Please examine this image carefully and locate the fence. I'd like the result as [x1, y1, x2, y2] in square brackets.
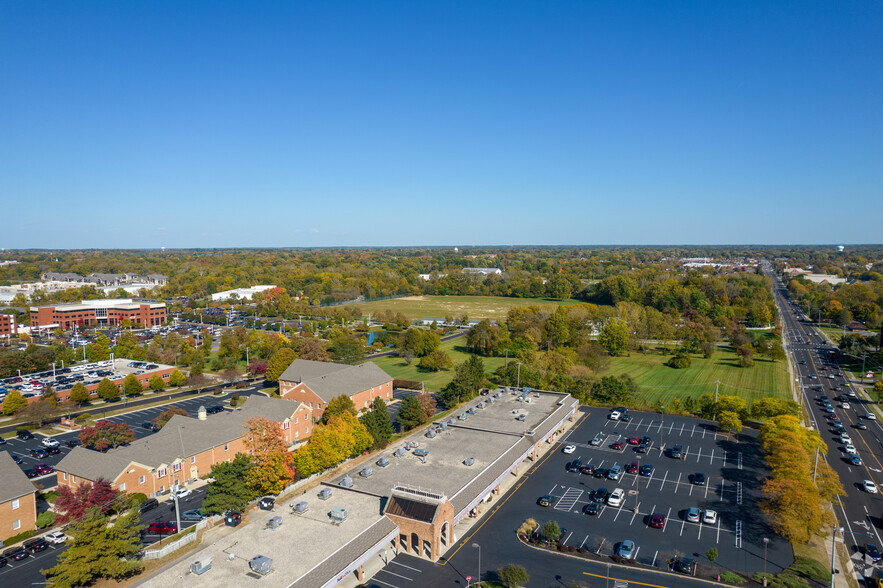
[141, 518, 210, 560]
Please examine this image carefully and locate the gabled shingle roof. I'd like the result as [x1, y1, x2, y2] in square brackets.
[0, 451, 36, 502]
[56, 395, 304, 482]
[279, 359, 393, 403]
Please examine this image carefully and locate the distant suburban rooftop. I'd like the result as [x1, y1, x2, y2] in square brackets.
[279, 359, 392, 403]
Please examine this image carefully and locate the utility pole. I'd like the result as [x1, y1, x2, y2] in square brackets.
[712, 380, 720, 421]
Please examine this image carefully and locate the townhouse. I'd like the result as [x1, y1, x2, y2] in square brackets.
[278, 359, 393, 419]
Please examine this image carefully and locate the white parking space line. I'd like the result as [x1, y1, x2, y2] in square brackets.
[688, 482, 694, 496]
[695, 448, 702, 462]
[659, 471, 668, 491]
[679, 424, 684, 435]
[716, 518, 721, 543]
[697, 520, 703, 540]
[679, 514, 687, 536]
[564, 531, 573, 544]
[673, 473, 681, 493]
[633, 546, 640, 560]
[371, 577, 402, 587]
[690, 424, 696, 437]
[377, 569, 412, 581]
[709, 448, 714, 464]
[630, 502, 640, 525]
[580, 535, 589, 548]
[704, 481, 710, 499]
[613, 505, 625, 522]
[664, 506, 672, 531]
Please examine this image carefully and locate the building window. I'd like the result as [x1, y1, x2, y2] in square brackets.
[13, 520, 20, 531]
[224, 444, 229, 451]
[11, 499, 19, 510]
[120, 483, 127, 491]
[72, 475, 76, 483]
[294, 417, 298, 424]
[62, 472, 67, 480]
[140, 475, 145, 484]
[191, 456, 196, 464]
[295, 431, 299, 439]
[157, 468, 167, 478]
[173, 463, 182, 473]
[283, 422, 289, 430]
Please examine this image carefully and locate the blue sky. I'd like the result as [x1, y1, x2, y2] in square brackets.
[2, 1, 881, 248]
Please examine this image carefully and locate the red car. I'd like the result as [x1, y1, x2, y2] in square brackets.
[627, 437, 641, 445]
[649, 513, 666, 529]
[148, 521, 178, 534]
[33, 463, 54, 475]
[626, 462, 639, 474]
[611, 441, 625, 450]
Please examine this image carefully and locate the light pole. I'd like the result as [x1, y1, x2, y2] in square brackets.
[472, 542, 480, 587]
[830, 525, 843, 587]
[763, 537, 769, 581]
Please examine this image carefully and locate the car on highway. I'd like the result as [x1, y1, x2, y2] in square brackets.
[844, 444, 857, 454]
[45, 531, 68, 544]
[703, 509, 718, 524]
[616, 539, 636, 559]
[538, 494, 554, 507]
[649, 513, 665, 529]
[850, 455, 863, 466]
[865, 544, 882, 563]
[563, 444, 576, 454]
[583, 501, 601, 515]
[865, 412, 877, 420]
[607, 488, 625, 507]
[863, 480, 879, 494]
[841, 402, 850, 409]
[685, 507, 701, 523]
[147, 521, 178, 534]
[839, 433, 852, 444]
[640, 464, 653, 476]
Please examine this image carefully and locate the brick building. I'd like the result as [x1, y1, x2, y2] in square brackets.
[0, 451, 37, 542]
[278, 359, 393, 418]
[29, 299, 166, 330]
[55, 395, 312, 496]
[0, 313, 17, 338]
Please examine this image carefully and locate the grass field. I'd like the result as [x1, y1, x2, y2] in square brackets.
[604, 346, 791, 408]
[371, 336, 507, 392]
[351, 295, 578, 321]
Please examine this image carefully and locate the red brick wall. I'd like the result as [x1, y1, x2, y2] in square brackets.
[279, 380, 393, 419]
[0, 314, 16, 337]
[0, 494, 36, 542]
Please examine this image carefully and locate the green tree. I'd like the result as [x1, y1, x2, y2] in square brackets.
[417, 350, 453, 371]
[590, 376, 635, 405]
[329, 332, 365, 364]
[665, 352, 692, 369]
[42, 506, 143, 588]
[498, 564, 530, 588]
[96, 378, 120, 402]
[123, 374, 143, 397]
[68, 382, 91, 405]
[360, 396, 393, 448]
[467, 320, 503, 356]
[168, 369, 185, 387]
[2, 389, 28, 415]
[542, 520, 562, 541]
[148, 374, 166, 392]
[322, 394, 357, 424]
[717, 411, 742, 434]
[437, 355, 485, 408]
[265, 348, 297, 382]
[599, 318, 630, 356]
[202, 453, 255, 514]
[396, 395, 427, 431]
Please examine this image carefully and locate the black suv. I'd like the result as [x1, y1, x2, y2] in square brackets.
[2, 546, 27, 561]
[23, 537, 48, 554]
[139, 498, 159, 513]
[30, 448, 49, 459]
[16, 430, 34, 440]
[141, 421, 159, 431]
[206, 406, 225, 415]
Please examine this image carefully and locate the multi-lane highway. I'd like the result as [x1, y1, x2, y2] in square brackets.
[768, 265, 883, 583]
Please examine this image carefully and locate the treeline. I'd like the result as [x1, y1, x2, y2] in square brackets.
[788, 277, 883, 330]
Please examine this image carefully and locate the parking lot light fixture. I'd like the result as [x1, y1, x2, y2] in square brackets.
[763, 537, 769, 578]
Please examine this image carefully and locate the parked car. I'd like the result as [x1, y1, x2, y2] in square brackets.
[703, 509, 718, 525]
[2, 546, 28, 561]
[691, 472, 706, 485]
[593, 487, 609, 502]
[607, 488, 625, 507]
[181, 509, 207, 522]
[590, 434, 604, 446]
[139, 498, 159, 513]
[141, 421, 159, 431]
[44, 531, 68, 544]
[65, 438, 81, 448]
[41, 437, 60, 448]
[609, 410, 622, 421]
[23, 537, 48, 553]
[563, 444, 576, 454]
[866, 544, 882, 563]
[627, 436, 640, 445]
[616, 539, 636, 559]
[593, 467, 610, 479]
[566, 458, 582, 473]
[29, 448, 49, 459]
[611, 441, 624, 450]
[649, 513, 665, 529]
[33, 463, 54, 475]
[640, 464, 654, 476]
[10, 454, 22, 464]
[0, 437, 6, 446]
[16, 430, 34, 440]
[147, 521, 178, 534]
[607, 465, 622, 480]
[175, 488, 192, 500]
[670, 445, 683, 459]
[206, 405, 225, 415]
[671, 556, 697, 575]
[583, 501, 601, 516]
[626, 462, 638, 474]
[538, 495, 554, 507]
[685, 507, 701, 523]
[579, 464, 595, 476]
[24, 469, 38, 479]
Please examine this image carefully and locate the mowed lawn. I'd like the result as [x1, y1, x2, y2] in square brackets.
[371, 337, 506, 392]
[352, 295, 578, 321]
[605, 346, 791, 408]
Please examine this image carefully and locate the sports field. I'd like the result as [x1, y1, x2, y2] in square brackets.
[605, 346, 791, 408]
[371, 336, 506, 392]
[352, 295, 578, 321]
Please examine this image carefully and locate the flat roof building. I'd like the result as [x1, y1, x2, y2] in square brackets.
[210, 285, 277, 302]
[30, 299, 166, 329]
[0, 313, 16, 338]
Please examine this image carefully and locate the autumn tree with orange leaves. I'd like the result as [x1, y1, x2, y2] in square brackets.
[243, 417, 295, 496]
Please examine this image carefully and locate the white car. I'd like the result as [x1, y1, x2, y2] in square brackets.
[863, 480, 879, 494]
[839, 434, 852, 445]
[41, 437, 60, 448]
[45, 531, 68, 544]
[609, 410, 622, 421]
[175, 488, 193, 499]
[844, 444, 857, 455]
[841, 403, 850, 409]
[607, 488, 625, 507]
[702, 509, 718, 525]
[563, 444, 576, 454]
[866, 412, 877, 420]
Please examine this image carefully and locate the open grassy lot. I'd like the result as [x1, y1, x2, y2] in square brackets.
[351, 295, 578, 321]
[604, 346, 791, 408]
[371, 337, 506, 392]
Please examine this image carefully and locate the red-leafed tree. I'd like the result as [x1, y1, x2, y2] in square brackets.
[54, 478, 121, 524]
[79, 420, 135, 452]
[247, 360, 268, 377]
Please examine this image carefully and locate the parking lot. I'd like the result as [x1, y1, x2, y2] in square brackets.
[529, 408, 793, 575]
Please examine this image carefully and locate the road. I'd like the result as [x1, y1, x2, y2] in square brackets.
[765, 261, 883, 584]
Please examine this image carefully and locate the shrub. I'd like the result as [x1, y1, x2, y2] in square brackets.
[129, 493, 148, 505]
[706, 547, 718, 562]
[3, 529, 36, 545]
[666, 352, 692, 369]
[720, 571, 747, 584]
[40, 490, 60, 503]
[36, 511, 57, 528]
[76, 413, 92, 423]
[516, 518, 538, 536]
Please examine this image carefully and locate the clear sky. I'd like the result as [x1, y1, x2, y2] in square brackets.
[2, 1, 881, 248]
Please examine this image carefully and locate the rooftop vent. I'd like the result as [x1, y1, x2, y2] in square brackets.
[318, 488, 332, 500]
[440, 422, 448, 431]
[248, 555, 273, 575]
[477, 401, 486, 409]
[489, 397, 495, 404]
[464, 457, 475, 466]
[292, 501, 309, 514]
[360, 466, 374, 477]
[393, 447, 406, 458]
[339, 476, 354, 488]
[267, 515, 283, 530]
[516, 414, 526, 421]
[467, 407, 476, 414]
[535, 392, 541, 398]
[426, 429, 437, 438]
[413, 448, 429, 457]
[458, 412, 468, 421]
[448, 418, 457, 426]
[495, 391, 502, 398]
[376, 456, 390, 467]
[329, 507, 348, 524]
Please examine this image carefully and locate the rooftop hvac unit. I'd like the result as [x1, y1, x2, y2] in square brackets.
[292, 501, 309, 514]
[339, 476, 354, 488]
[464, 457, 475, 466]
[360, 466, 374, 477]
[248, 555, 272, 575]
[477, 402, 486, 409]
[458, 412, 468, 421]
[329, 507, 348, 523]
[393, 447, 406, 457]
[413, 448, 429, 457]
[495, 391, 502, 398]
[318, 487, 332, 500]
[489, 397, 495, 404]
[535, 392, 541, 398]
[440, 422, 448, 431]
[190, 558, 212, 575]
[448, 418, 457, 426]
[267, 516, 283, 530]
[426, 429, 437, 438]
[467, 407, 476, 414]
[376, 456, 390, 467]
[516, 414, 526, 421]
